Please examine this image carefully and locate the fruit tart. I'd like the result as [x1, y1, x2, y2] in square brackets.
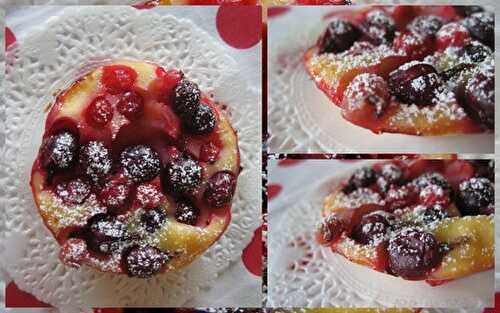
[31, 60, 240, 278]
[316, 159, 494, 285]
[305, 6, 494, 135]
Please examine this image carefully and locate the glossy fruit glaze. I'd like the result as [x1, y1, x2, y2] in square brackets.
[305, 6, 494, 135]
[31, 60, 240, 278]
[316, 159, 494, 285]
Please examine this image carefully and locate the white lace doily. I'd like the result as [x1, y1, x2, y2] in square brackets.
[267, 162, 493, 309]
[1, 6, 261, 310]
[267, 7, 495, 154]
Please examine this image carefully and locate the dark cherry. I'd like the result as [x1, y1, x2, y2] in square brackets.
[316, 214, 345, 245]
[364, 10, 396, 44]
[388, 63, 442, 106]
[123, 245, 168, 278]
[175, 200, 200, 225]
[174, 79, 201, 117]
[377, 163, 403, 193]
[86, 96, 113, 126]
[408, 15, 444, 37]
[454, 6, 484, 17]
[162, 156, 202, 195]
[457, 42, 492, 63]
[343, 167, 377, 193]
[456, 177, 494, 216]
[98, 176, 131, 211]
[117, 91, 145, 119]
[471, 160, 494, 181]
[120, 145, 161, 182]
[183, 103, 216, 135]
[54, 178, 91, 205]
[412, 172, 451, 193]
[79, 141, 112, 183]
[204, 171, 237, 208]
[317, 19, 362, 54]
[85, 214, 127, 255]
[385, 184, 419, 211]
[352, 213, 391, 245]
[387, 228, 442, 279]
[141, 208, 167, 233]
[462, 68, 494, 130]
[41, 131, 78, 171]
[463, 12, 494, 49]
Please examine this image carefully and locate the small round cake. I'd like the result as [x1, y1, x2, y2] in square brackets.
[31, 60, 240, 278]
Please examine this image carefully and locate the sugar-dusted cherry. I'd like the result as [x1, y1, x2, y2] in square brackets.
[183, 103, 216, 135]
[204, 171, 237, 208]
[120, 145, 161, 183]
[387, 228, 442, 279]
[388, 63, 442, 106]
[456, 177, 494, 216]
[317, 19, 362, 54]
[41, 131, 78, 171]
[174, 79, 201, 117]
[86, 96, 113, 126]
[79, 141, 112, 183]
[162, 156, 202, 195]
[352, 212, 393, 245]
[117, 91, 145, 120]
[101, 64, 138, 94]
[364, 10, 396, 45]
[462, 12, 494, 48]
[141, 207, 167, 233]
[175, 200, 200, 225]
[123, 245, 168, 278]
[85, 214, 127, 255]
[55, 178, 91, 205]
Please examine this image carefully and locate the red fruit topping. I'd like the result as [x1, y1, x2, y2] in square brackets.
[393, 31, 434, 60]
[162, 157, 202, 195]
[85, 214, 127, 255]
[391, 6, 417, 26]
[41, 131, 78, 171]
[79, 141, 112, 183]
[316, 214, 345, 246]
[117, 91, 145, 119]
[352, 212, 393, 245]
[101, 65, 138, 94]
[59, 238, 89, 269]
[140, 207, 167, 233]
[343, 166, 377, 193]
[388, 62, 442, 106]
[419, 184, 450, 206]
[54, 178, 91, 205]
[412, 172, 451, 193]
[204, 171, 237, 208]
[376, 163, 404, 193]
[175, 200, 200, 225]
[436, 22, 470, 51]
[415, 204, 449, 224]
[135, 183, 163, 209]
[86, 96, 113, 126]
[98, 176, 132, 211]
[457, 42, 491, 63]
[387, 228, 441, 280]
[152, 67, 184, 104]
[120, 145, 161, 183]
[385, 184, 418, 211]
[199, 142, 220, 163]
[317, 19, 362, 54]
[123, 245, 168, 278]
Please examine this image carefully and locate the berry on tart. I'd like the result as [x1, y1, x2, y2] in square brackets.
[31, 61, 240, 277]
[317, 159, 494, 285]
[304, 6, 494, 135]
